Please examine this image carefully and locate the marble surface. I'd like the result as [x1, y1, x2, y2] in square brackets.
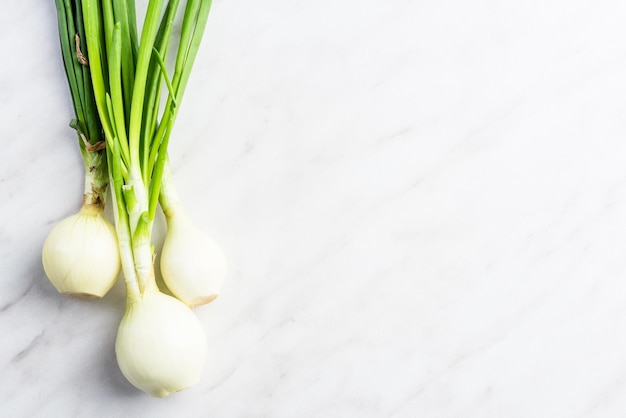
[3, 0, 626, 416]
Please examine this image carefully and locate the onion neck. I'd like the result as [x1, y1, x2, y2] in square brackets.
[81, 149, 109, 212]
[159, 159, 184, 221]
[125, 267, 159, 307]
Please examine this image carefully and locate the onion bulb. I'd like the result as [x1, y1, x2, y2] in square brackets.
[160, 209, 227, 307]
[115, 289, 207, 397]
[42, 207, 121, 298]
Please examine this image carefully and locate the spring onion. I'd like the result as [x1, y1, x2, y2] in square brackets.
[160, 163, 227, 307]
[80, 0, 216, 396]
[45, 0, 121, 299]
[116, 285, 207, 397]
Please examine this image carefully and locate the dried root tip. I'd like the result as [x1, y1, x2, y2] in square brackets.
[75, 33, 88, 66]
[79, 130, 106, 152]
[189, 294, 218, 308]
[62, 291, 100, 300]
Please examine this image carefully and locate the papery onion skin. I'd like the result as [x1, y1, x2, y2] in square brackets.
[115, 290, 208, 397]
[42, 208, 121, 298]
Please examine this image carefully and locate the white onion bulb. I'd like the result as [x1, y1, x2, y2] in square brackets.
[160, 211, 227, 307]
[115, 290, 207, 397]
[42, 208, 120, 298]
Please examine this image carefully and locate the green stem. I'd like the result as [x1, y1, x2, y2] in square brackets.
[112, 0, 136, 123]
[128, 0, 165, 170]
[55, 0, 77, 111]
[81, 0, 116, 150]
[141, 0, 180, 184]
[108, 23, 129, 153]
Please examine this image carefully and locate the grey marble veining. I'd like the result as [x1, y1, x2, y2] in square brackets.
[3, 0, 626, 416]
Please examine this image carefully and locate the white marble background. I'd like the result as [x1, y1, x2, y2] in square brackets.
[2, 0, 626, 416]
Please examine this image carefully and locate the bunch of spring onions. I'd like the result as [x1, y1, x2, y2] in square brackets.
[44, 0, 227, 397]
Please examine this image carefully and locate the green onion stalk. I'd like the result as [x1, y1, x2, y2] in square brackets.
[80, 0, 217, 396]
[43, 0, 121, 299]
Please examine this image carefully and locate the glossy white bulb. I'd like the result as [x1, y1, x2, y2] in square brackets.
[115, 290, 207, 397]
[42, 209, 120, 298]
[160, 212, 227, 307]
